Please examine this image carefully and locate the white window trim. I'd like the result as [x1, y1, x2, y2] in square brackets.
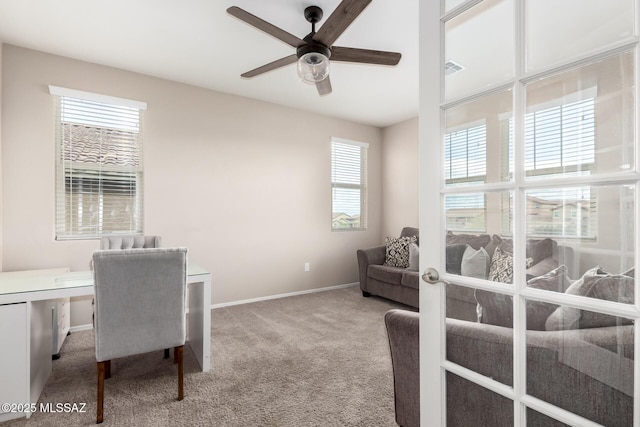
[331, 137, 368, 231]
[48, 86, 147, 111]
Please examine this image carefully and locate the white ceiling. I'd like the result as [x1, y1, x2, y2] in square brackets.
[0, 0, 419, 128]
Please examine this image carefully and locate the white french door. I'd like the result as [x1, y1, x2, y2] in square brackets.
[419, 0, 639, 425]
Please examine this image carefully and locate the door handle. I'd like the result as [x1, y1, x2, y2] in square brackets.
[421, 267, 450, 285]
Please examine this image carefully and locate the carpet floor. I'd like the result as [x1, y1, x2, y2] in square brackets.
[4, 286, 410, 426]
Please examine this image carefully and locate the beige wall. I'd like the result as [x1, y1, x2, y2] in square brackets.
[1, 44, 384, 326]
[0, 42, 3, 271]
[381, 117, 419, 239]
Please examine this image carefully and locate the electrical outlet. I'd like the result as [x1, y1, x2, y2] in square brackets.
[304, 262, 310, 272]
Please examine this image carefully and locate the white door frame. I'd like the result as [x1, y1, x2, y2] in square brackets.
[418, 0, 640, 426]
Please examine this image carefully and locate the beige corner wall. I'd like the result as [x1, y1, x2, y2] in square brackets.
[1, 44, 383, 326]
[381, 117, 419, 239]
[0, 42, 3, 271]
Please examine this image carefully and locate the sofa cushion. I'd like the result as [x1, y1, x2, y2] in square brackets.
[526, 256, 559, 280]
[475, 265, 571, 330]
[446, 244, 468, 275]
[368, 264, 403, 285]
[461, 245, 490, 279]
[525, 265, 572, 330]
[446, 232, 491, 250]
[527, 238, 557, 266]
[408, 243, 419, 272]
[384, 236, 418, 268]
[483, 235, 556, 267]
[546, 267, 634, 330]
[401, 271, 420, 290]
[400, 227, 419, 245]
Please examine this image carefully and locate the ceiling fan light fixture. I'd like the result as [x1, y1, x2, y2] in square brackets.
[297, 52, 330, 84]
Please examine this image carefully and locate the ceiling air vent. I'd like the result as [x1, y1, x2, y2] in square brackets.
[444, 60, 465, 76]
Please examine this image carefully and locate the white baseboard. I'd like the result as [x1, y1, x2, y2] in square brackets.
[69, 282, 359, 331]
[211, 282, 359, 309]
[69, 324, 93, 333]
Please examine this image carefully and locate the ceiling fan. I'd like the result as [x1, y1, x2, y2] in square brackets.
[227, 0, 402, 96]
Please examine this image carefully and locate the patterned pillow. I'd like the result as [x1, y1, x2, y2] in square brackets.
[488, 247, 513, 283]
[384, 236, 418, 268]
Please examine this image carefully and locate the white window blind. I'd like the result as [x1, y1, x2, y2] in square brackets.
[51, 86, 146, 239]
[331, 138, 368, 230]
[444, 123, 487, 232]
[445, 123, 487, 181]
[502, 94, 597, 238]
[525, 97, 595, 174]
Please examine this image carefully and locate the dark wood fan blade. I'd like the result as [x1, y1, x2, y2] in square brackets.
[316, 77, 332, 96]
[312, 0, 372, 47]
[241, 54, 298, 78]
[331, 46, 401, 65]
[227, 6, 304, 48]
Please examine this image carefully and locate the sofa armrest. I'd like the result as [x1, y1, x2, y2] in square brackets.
[446, 319, 634, 426]
[385, 309, 420, 427]
[356, 245, 386, 291]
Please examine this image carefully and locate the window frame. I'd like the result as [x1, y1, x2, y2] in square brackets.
[50, 86, 146, 240]
[444, 120, 488, 233]
[331, 137, 368, 231]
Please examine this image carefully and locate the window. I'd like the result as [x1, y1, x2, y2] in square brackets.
[502, 91, 597, 238]
[331, 138, 368, 230]
[444, 122, 487, 232]
[50, 86, 146, 239]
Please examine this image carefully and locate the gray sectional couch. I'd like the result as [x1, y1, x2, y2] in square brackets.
[381, 231, 634, 426]
[385, 309, 634, 427]
[357, 229, 574, 319]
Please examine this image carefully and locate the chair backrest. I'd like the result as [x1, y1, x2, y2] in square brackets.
[100, 235, 162, 250]
[92, 248, 187, 362]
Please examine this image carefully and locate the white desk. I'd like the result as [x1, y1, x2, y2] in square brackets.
[0, 263, 211, 422]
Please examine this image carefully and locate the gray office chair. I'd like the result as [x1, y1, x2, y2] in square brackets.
[95, 235, 173, 359]
[100, 235, 162, 250]
[92, 247, 187, 424]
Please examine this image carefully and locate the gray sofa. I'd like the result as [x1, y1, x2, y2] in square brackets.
[357, 227, 420, 309]
[385, 309, 634, 427]
[357, 229, 574, 319]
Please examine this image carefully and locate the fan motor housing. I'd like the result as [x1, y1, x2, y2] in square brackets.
[297, 42, 331, 60]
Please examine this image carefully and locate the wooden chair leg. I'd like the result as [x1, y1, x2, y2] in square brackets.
[164, 348, 170, 359]
[176, 345, 184, 401]
[105, 360, 111, 379]
[97, 361, 106, 424]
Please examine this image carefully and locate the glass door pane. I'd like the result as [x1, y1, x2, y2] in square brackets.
[444, 0, 514, 101]
[422, 0, 638, 424]
[526, 0, 634, 72]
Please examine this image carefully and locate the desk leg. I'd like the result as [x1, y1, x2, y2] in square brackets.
[187, 278, 211, 372]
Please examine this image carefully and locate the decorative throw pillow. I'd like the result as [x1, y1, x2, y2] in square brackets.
[460, 245, 490, 280]
[383, 236, 418, 268]
[475, 264, 571, 330]
[408, 242, 419, 272]
[545, 266, 635, 330]
[446, 244, 468, 275]
[487, 247, 513, 283]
